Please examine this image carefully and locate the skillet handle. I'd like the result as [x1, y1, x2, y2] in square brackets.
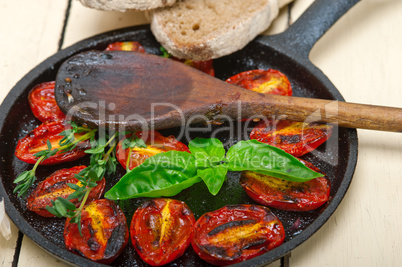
[263, 0, 360, 58]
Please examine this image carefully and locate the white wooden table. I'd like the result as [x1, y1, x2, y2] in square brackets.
[1, 0, 401, 266]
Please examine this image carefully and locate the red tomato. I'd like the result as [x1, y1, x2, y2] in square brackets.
[28, 81, 66, 123]
[104, 41, 146, 53]
[250, 120, 333, 157]
[15, 121, 89, 165]
[172, 56, 215, 76]
[191, 204, 285, 266]
[26, 166, 105, 217]
[116, 131, 190, 170]
[227, 69, 332, 156]
[226, 69, 292, 96]
[240, 158, 331, 211]
[131, 198, 195, 266]
[64, 199, 129, 264]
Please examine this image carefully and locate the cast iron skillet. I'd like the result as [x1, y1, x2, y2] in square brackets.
[0, 0, 359, 266]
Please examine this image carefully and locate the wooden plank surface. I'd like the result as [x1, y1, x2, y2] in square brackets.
[0, 0, 67, 100]
[0, 207, 18, 267]
[0, 0, 401, 266]
[290, 0, 402, 266]
[0, 1, 68, 266]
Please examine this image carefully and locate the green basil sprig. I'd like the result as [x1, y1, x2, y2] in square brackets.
[105, 138, 323, 200]
[226, 140, 322, 182]
[189, 138, 228, 195]
[105, 151, 201, 200]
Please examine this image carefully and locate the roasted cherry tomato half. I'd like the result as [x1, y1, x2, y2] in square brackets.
[131, 198, 195, 266]
[15, 121, 89, 165]
[250, 120, 333, 157]
[27, 166, 105, 217]
[116, 131, 190, 170]
[240, 158, 330, 211]
[104, 41, 146, 53]
[172, 56, 215, 76]
[64, 199, 129, 264]
[28, 81, 66, 123]
[226, 69, 292, 96]
[228, 69, 332, 156]
[191, 204, 285, 266]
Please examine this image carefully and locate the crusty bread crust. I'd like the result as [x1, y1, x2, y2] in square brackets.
[78, 0, 177, 12]
[149, 0, 291, 61]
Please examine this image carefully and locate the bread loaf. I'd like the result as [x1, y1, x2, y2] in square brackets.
[149, 0, 293, 61]
[78, 0, 177, 12]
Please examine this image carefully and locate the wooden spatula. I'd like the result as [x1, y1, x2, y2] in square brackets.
[54, 51, 402, 132]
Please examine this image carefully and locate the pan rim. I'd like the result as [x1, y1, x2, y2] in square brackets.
[0, 25, 358, 267]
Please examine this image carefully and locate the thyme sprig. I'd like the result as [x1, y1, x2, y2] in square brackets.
[13, 124, 142, 234]
[13, 155, 45, 198]
[45, 131, 120, 234]
[13, 122, 97, 198]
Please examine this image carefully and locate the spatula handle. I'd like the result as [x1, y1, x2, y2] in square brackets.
[246, 94, 402, 132]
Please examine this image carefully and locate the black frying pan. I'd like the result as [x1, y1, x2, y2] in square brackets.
[0, 0, 359, 266]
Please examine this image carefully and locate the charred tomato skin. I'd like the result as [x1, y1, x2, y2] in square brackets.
[250, 120, 333, 157]
[191, 204, 285, 266]
[240, 158, 331, 211]
[104, 41, 146, 53]
[64, 199, 129, 264]
[27, 166, 105, 217]
[28, 81, 66, 123]
[131, 198, 195, 266]
[116, 131, 190, 170]
[226, 69, 292, 96]
[14, 121, 89, 165]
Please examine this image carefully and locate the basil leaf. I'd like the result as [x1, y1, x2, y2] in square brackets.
[197, 164, 228, 195]
[226, 140, 323, 182]
[105, 151, 200, 200]
[189, 138, 226, 168]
